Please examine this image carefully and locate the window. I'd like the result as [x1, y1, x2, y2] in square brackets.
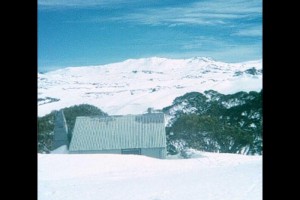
[121, 148, 141, 155]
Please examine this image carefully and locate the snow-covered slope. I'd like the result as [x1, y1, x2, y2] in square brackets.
[38, 152, 262, 200]
[38, 57, 262, 116]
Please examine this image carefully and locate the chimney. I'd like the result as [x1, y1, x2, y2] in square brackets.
[147, 107, 154, 113]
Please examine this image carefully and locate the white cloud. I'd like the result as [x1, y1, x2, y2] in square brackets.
[232, 26, 262, 37]
[39, 0, 108, 6]
[181, 36, 228, 50]
[207, 44, 262, 62]
[38, 0, 138, 8]
[40, 0, 262, 26]
[180, 34, 262, 61]
[115, 0, 262, 26]
[162, 44, 262, 63]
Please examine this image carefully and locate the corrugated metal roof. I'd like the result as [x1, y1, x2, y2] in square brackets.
[69, 113, 166, 151]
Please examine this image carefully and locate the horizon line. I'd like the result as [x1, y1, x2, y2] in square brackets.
[38, 56, 262, 73]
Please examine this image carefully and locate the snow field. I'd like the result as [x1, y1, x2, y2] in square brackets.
[38, 57, 262, 117]
[38, 152, 262, 200]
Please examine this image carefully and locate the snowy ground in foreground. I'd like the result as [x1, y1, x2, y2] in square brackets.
[38, 152, 262, 200]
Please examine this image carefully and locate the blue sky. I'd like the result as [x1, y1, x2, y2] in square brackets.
[38, 0, 262, 72]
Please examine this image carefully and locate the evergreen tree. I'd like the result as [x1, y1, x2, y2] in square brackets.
[38, 104, 107, 153]
[164, 90, 262, 155]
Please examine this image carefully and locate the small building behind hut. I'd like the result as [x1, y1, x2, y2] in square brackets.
[52, 110, 68, 151]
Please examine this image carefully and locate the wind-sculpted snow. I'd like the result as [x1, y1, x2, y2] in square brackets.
[38, 57, 262, 116]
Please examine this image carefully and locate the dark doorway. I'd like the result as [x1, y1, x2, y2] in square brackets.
[121, 148, 141, 155]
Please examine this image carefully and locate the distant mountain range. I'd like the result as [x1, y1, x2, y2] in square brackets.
[38, 57, 262, 117]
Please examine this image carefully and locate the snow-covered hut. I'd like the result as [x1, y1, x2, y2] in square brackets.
[69, 113, 167, 159]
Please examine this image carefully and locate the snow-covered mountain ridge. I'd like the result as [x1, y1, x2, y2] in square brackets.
[38, 57, 262, 117]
